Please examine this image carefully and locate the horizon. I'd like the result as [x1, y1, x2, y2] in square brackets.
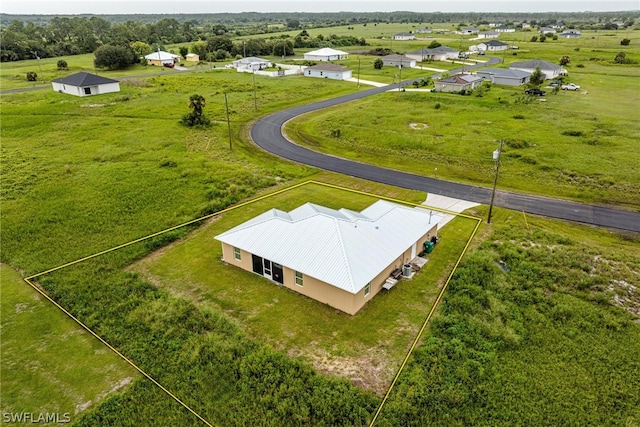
[1, 1, 638, 15]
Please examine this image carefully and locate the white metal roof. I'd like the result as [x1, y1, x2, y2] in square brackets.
[305, 48, 348, 57]
[144, 51, 180, 61]
[215, 200, 441, 294]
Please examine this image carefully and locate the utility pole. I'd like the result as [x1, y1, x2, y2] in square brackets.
[398, 61, 402, 91]
[224, 93, 232, 151]
[252, 70, 257, 111]
[487, 139, 504, 224]
[357, 58, 360, 88]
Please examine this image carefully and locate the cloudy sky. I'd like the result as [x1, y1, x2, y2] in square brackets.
[2, 0, 637, 14]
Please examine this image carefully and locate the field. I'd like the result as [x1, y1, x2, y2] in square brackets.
[2, 20, 640, 426]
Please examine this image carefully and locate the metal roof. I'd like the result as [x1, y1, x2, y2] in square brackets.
[477, 68, 532, 78]
[307, 63, 351, 72]
[144, 51, 180, 61]
[52, 72, 118, 86]
[510, 59, 562, 71]
[305, 48, 348, 56]
[215, 200, 441, 294]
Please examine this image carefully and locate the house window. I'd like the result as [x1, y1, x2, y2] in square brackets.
[295, 271, 303, 287]
[364, 283, 371, 297]
[233, 246, 241, 260]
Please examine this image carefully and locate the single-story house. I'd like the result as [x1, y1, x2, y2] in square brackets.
[232, 56, 270, 71]
[476, 68, 531, 86]
[435, 73, 483, 93]
[393, 32, 416, 40]
[304, 63, 352, 80]
[407, 46, 459, 62]
[145, 51, 180, 66]
[416, 28, 432, 34]
[51, 72, 120, 97]
[185, 53, 200, 62]
[522, 23, 532, 29]
[478, 31, 500, 39]
[559, 29, 581, 38]
[510, 59, 566, 80]
[478, 40, 509, 52]
[303, 48, 348, 61]
[496, 26, 516, 33]
[539, 27, 556, 34]
[381, 54, 416, 68]
[462, 27, 479, 34]
[214, 200, 441, 315]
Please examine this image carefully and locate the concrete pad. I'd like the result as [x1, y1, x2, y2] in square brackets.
[423, 194, 480, 229]
[344, 77, 387, 87]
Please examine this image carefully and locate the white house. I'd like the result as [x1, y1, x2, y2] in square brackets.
[478, 40, 509, 52]
[51, 72, 120, 97]
[435, 73, 483, 93]
[304, 48, 348, 61]
[144, 51, 180, 66]
[461, 27, 479, 34]
[381, 54, 416, 68]
[539, 27, 556, 34]
[407, 46, 459, 62]
[476, 68, 531, 86]
[215, 200, 441, 315]
[478, 31, 500, 39]
[496, 26, 516, 33]
[232, 56, 270, 71]
[393, 32, 416, 40]
[510, 59, 566, 80]
[305, 63, 352, 80]
[559, 29, 581, 38]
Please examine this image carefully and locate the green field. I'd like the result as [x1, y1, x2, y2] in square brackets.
[0, 264, 137, 423]
[2, 20, 640, 426]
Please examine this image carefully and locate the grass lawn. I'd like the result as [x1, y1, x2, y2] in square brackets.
[0, 263, 137, 422]
[130, 181, 479, 395]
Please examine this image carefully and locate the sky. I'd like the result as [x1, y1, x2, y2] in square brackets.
[1, 0, 638, 15]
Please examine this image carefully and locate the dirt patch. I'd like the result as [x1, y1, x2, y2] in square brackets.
[75, 376, 133, 414]
[409, 122, 429, 130]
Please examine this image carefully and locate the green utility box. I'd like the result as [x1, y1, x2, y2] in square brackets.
[423, 241, 435, 254]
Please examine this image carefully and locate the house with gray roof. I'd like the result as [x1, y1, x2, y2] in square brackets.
[51, 72, 120, 97]
[476, 68, 531, 86]
[407, 46, 459, 62]
[478, 40, 509, 52]
[381, 54, 416, 68]
[510, 59, 566, 80]
[304, 63, 352, 80]
[215, 200, 441, 315]
[435, 73, 483, 93]
[393, 32, 416, 40]
[232, 56, 270, 71]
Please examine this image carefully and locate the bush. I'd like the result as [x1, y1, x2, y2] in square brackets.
[373, 58, 383, 69]
[26, 71, 37, 81]
[434, 102, 441, 109]
[620, 38, 631, 46]
[57, 60, 68, 70]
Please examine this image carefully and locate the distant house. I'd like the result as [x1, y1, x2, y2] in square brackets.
[522, 23, 532, 29]
[185, 53, 200, 62]
[215, 200, 441, 315]
[407, 46, 459, 62]
[145, 51, 180, 66]
[304, 48, 348, 61]
[305, 63, 352, 80]
[51, 72, 120, 97]
[232, 56, 270, 71]
[435, 73, 483, 93]
[559, 29, 581, 38]
[393, 32, 416, 40]
[496, 26, 516, 33]
[416, 28, 432, 34]
[478, 31, 500, 39]
[381, 54, 416, 68]
[539, 27, 556, 34]
[476, 68, 531, 86]
[478, 40, 509, 52]
[510, 59, 566, 80]
[462, 27, 479, 35]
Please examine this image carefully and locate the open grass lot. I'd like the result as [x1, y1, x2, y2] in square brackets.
[0, 263, 137, 423]
[284, 34, 640, 209]
[130, 182, 478, 395]
[2, 20, 640, 425]
[377, 211, 640, 426]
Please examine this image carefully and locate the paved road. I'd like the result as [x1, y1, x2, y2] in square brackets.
[251, 59, 640, 233]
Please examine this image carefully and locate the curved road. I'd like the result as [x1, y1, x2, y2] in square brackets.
[251, 59, 640, 233]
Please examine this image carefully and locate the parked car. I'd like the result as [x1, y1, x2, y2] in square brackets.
[163, 62, 175, 68]
[549, 80, 562, 88]
[525, 88, 546, 96]
[561, 83, 580, 91]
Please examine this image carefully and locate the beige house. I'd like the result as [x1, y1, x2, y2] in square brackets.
[435, 73, 483, 93]
[144, 50, 180, 66]
[186, 53, 200, 62]
[215, 200, 441, 315]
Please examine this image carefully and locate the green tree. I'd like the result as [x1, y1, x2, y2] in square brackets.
[529, 66, 545, 86]
[129, 41, 152, 63]
[620, 38, 631, 46]
[373, 58, 383, 69]
[180, 94, 210, 127]
[26, 71, 37, 81]
[427, 40, 441, 48]
[179, 46, 188, 58]
[94, 44, 135, 70]
[56, 59, 68, 70]
[560, 55, 570, 66]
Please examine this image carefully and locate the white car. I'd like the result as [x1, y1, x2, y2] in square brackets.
[561, 83, 581, 91]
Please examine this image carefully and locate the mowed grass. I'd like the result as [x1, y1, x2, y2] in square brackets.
[130, 181, 478, 394]
[0, 264, 137, 421]
[284, 46, 640, 208]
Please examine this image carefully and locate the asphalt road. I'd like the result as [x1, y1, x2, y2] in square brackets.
[251, 59, 640, 233]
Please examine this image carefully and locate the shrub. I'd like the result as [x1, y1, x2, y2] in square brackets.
[434, 102, 441, 109]
[373, 58, 383, 69]
[57, 60, 68, 70]
[512, 114, 525, 120]
[26, 71, 37, 81]
[620, 38, 631, 46]
[562, 130, 585, 137]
